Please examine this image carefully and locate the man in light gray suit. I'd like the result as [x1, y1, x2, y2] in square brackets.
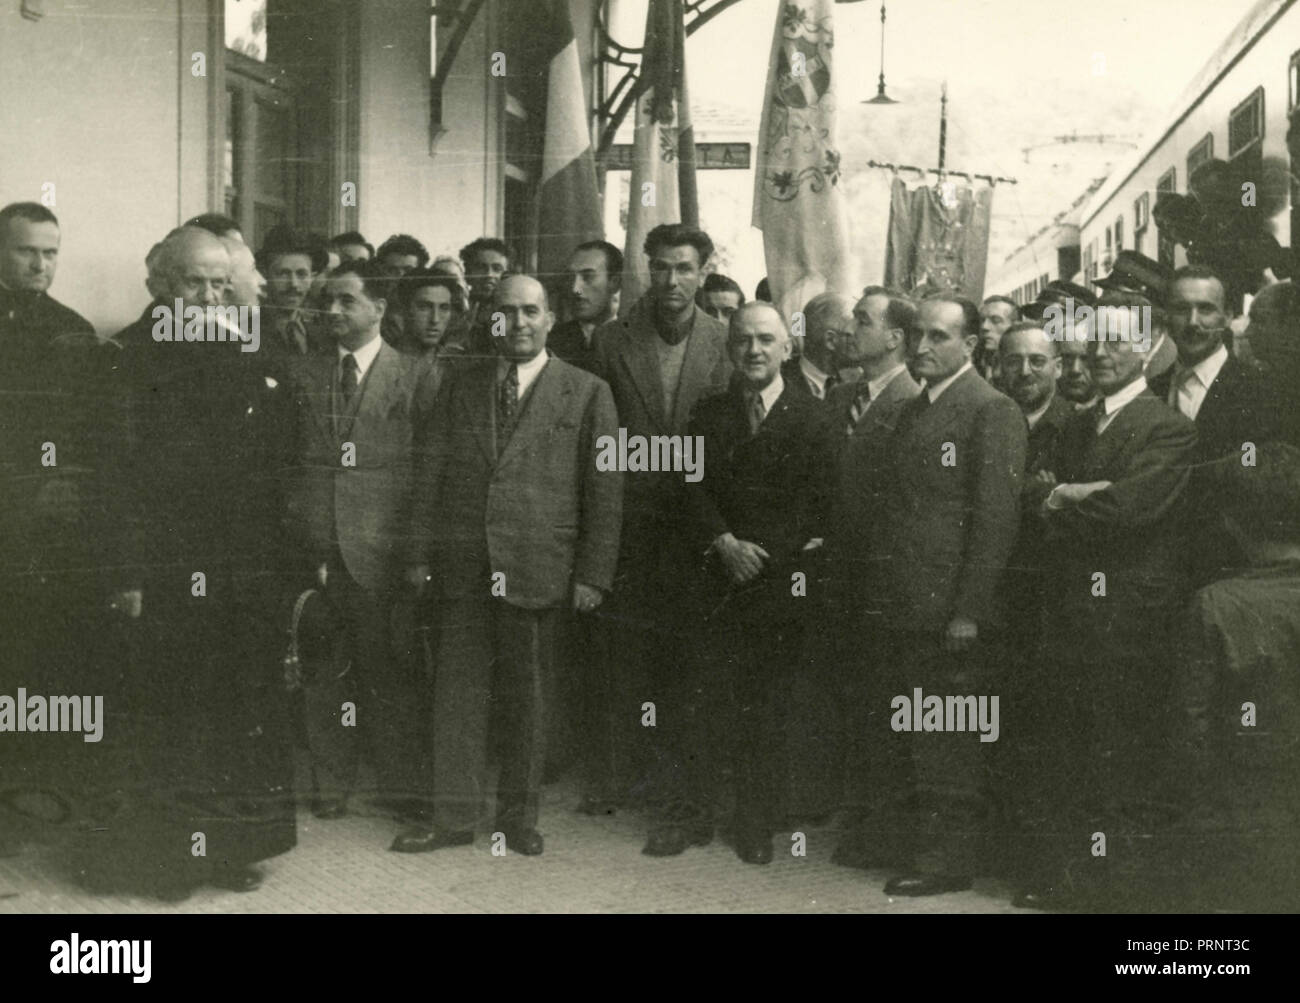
[394, 274, 622, 857]
[822, 285, 922, 868]
[284, 260, 439, 826]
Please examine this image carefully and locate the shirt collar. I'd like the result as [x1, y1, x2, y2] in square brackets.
[744, 373, 785, 415]
[1178, 343, 1229, 389]
[866, 363, 907, 401]
[1025, 393, 1055, 429]
[925, 360, 972, 403]
[1102, 374, 1148, 416]
[799, 355, 829, 394]
[498, 348, 550, 391]
[339, 333, 383, 380]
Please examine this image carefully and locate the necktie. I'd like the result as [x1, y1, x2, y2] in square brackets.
[340, 353, 359, 405]
[1090, 398, 1108, 434]
[497, 363, 520, 455]
[846, 386, 872, 435]
[746, 390, 766, 435]
[1173, 367, 1198, 419]
[288, 310, 310, 354]
[823, 371, 841, 397]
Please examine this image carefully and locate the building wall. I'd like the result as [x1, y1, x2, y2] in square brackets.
[1079, 0, 1298, 284]
[988, 224, 1078, 306]
[0, 0, 218, 333]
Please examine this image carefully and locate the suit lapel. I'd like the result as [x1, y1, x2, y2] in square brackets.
[670, 310, 724, 430]
[461, 362, 497, 465]
[348, 342, 403, 439]
[622, 312, 669, 429]
[499, 357, 566, 466]
[303, 353, 337, 446]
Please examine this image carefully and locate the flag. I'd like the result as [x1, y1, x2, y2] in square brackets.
[538, 0, 604, 288]
[752, 0, 852, 323]
[621, 0, 695, 314]
[884, 175, 994, 301]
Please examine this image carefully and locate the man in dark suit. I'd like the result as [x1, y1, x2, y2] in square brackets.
[549, 240, 621, 373]
[104, 227, 297, 898]
[1159, 267, 1277, 584]
[1015, 300, 1197, 909]
[781, 291, 852, 399]
[283, 260, 439, 825]
[395, 274, 622, 856]
[682, 303, 832, 863]
[867, 294, 1027, 897]
[823, 285, 920, 868]
[992, 319, 1073, 876]
[0, 202, 109, 856]
[257, 227, 331, 373]
[590, 224, 731, 852]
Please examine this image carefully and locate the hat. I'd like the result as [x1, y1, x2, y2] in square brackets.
[1094, 250, 1172, 305]
[283, 588, 346, 690]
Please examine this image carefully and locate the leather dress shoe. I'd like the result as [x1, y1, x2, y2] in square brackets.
[642, 823, 714, 857]
[883, 873, 973, 897]
[311, 798, 348, 820]
[734, 830, 774, 865]
[498, 826, 545, 856]
[209, 866, 263, 893]
[389, 827, 473, 853]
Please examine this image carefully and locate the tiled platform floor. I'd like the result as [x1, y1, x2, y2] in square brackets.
[1, 777, 1022, 914]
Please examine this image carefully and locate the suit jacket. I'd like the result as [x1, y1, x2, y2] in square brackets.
[685, 382, 833, 620]
[548, 318, 600, 374]
[284, 340, 438, 593]
[1041, 389, 1197, 630]
[1148, 353, 1275, 466]
[824, 366, 921, 600]
[411, 353, 622, 610]
[591, 297, 730, 580]
[869, 367, 1027, 632]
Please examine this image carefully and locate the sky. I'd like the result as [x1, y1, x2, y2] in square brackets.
[605, 0, 1257, 290]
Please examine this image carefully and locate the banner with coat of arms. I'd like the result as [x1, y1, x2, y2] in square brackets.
[752, 0, 853, 324]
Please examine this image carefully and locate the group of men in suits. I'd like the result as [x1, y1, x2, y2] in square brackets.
[3, 193, 1295, 910]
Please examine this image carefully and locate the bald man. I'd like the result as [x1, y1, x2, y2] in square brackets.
[680, 301, 834, 863]
[785, 291, 856, 399]
[396, 274, 622, 857]
[101, 224, 297, 899]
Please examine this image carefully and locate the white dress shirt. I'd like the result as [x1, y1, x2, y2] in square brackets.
[924, 360, 972, 403]
[337, 333, 384, 382]
[497, 349, 550, 399]
[1168, 343, 1228, 421]
[798, 356, 832, 399]
[1095, 374, 1148, 435]
[864, 363, 908, 404]
[751, 372, 785, 422]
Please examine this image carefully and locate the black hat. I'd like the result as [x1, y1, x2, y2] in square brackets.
[1094, 250, 1172, 305]
[283, 588, 346, 690]
[257, 225, 330, 276]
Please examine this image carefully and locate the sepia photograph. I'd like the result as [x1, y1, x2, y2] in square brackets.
[0, 0, 1296, 944]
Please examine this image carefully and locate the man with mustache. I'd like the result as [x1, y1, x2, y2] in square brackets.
[1016, 299, 1197, 910]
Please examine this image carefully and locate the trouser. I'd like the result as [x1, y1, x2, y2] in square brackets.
[430, 596, 552, 832]
[303, 554, 422, 807]
[713, 615, 802, 832]
[569, 605, 633, 804]
[839, 624, 915, 854]
[879, 628, 998, 877]
[1017, 623, 1180, 896]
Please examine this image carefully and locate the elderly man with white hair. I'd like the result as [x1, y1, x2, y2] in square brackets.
[96, 224, 297, 901]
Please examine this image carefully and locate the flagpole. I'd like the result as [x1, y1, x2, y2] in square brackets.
[938, 81, 948, 171]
